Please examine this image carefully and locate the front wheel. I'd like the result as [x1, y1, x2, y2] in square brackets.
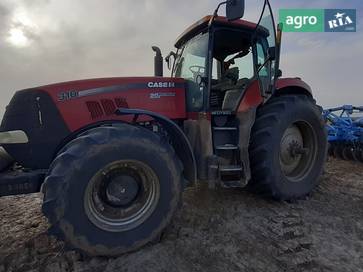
[249, 95, 327, 200]
[42, 125, 182, 256]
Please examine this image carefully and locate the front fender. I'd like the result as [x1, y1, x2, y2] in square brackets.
[115, 108, 197, 185]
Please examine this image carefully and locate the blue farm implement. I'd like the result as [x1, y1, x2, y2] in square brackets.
[323, 105, 363, 162]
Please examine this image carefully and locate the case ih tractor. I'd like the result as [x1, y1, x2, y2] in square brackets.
[0, 0, 326, 256]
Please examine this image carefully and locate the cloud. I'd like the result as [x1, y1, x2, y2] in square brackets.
[0, 0, 361, 118]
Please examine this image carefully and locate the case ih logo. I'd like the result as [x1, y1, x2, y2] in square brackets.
[147, 82, 176, 88]
[325, 9, 356, 32]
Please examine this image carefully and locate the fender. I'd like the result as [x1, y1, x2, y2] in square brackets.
[115, 108, 197, 185]
[275, 77, 313, 97]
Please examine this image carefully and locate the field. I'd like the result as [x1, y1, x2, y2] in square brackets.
[0, 158, 362, 272]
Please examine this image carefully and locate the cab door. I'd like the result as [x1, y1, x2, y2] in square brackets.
[254, 0, 280, 97]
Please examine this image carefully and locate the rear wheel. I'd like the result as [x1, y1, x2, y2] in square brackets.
[249, 95, 327, 200]
[42, 125, 182, 256]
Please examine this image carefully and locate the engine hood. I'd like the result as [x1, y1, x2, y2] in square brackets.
[0, 77, 186, 169]
[38, 77, 187, 131]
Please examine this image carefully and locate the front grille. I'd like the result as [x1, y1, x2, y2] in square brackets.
[101, 99, 116, 116]
[86, 97, 129, 119]
[86, 101, 104, 119]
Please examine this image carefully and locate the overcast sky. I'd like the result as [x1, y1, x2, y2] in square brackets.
[0, 0, 362, 117]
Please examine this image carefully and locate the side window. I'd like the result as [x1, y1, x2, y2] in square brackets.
[212, 58, 220, 80]
[256, 43, 268, 76]
[226, 49, 254, 80]
[256, 42, 271, 94]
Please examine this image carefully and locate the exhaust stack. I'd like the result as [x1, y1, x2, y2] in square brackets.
[152, 46, 163, 77]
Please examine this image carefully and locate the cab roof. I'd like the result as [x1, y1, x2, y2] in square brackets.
[175, 15, 269, 48]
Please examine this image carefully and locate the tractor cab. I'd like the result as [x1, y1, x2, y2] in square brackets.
[169, 0, 281, 113]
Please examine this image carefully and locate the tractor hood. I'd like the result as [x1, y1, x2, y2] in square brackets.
[0, 77, 186, 169]
[38, 77, 187, 131]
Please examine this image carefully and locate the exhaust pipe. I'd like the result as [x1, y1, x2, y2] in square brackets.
[152, 46, 163, 77]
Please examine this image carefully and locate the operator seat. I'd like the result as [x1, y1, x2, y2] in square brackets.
[212, 67, 239, 91]
[222, 78, 250, 111]
[210, 67, 239, 109]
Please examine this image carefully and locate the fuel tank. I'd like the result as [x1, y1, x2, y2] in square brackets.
[0, 77, 186, 169]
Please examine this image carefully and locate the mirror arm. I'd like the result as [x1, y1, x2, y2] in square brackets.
[209, 1, 228, 26]
[165, 51, 177, 70]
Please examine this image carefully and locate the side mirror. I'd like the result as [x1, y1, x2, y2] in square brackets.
[226, 0, 245, 21]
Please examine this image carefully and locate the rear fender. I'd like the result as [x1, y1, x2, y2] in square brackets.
[116, 108, 197, 185]
[274, 78, 313, 98]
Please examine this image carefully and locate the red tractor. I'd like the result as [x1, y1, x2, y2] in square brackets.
[0, 0, 326, 256]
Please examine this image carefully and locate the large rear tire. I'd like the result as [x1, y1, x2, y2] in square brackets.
[42, 125, 182, 256]
[249, 95, 327, 200]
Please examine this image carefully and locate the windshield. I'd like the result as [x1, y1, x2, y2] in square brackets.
[174, 32, 209, 111]
[174, 32, 209, 80]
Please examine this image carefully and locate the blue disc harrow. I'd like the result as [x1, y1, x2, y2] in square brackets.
[323, 105, 363, 162]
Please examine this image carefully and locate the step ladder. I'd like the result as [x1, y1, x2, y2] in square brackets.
[210, 112, 247, 188]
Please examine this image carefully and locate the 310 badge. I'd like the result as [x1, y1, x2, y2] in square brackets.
[58, 90, 79, 101]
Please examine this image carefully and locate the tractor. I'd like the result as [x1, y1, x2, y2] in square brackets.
[0, 0, 327, 256]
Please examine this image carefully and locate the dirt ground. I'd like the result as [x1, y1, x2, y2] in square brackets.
[0, 158, 362, 272]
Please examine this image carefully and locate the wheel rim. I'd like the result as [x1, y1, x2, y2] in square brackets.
[279, 122, 318, 183]
[84, 160, 160, 232]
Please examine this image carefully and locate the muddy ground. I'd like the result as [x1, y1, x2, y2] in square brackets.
[0, 158, 362, 272]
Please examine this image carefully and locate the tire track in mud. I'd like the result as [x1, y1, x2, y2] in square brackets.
[267, 209, 317, 271]
[247, 200, 320, 272]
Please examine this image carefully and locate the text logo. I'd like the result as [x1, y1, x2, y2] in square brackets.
[148, 82, 176, 88]
[58, 90, 79, 101]
[279, 9, 324, 32]
[279, 9, 356, 32]
[325, 9, 356, 32]
[149, 92, 176, 99]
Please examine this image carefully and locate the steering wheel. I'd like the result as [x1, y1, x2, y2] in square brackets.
[189, 65, 205, 80]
